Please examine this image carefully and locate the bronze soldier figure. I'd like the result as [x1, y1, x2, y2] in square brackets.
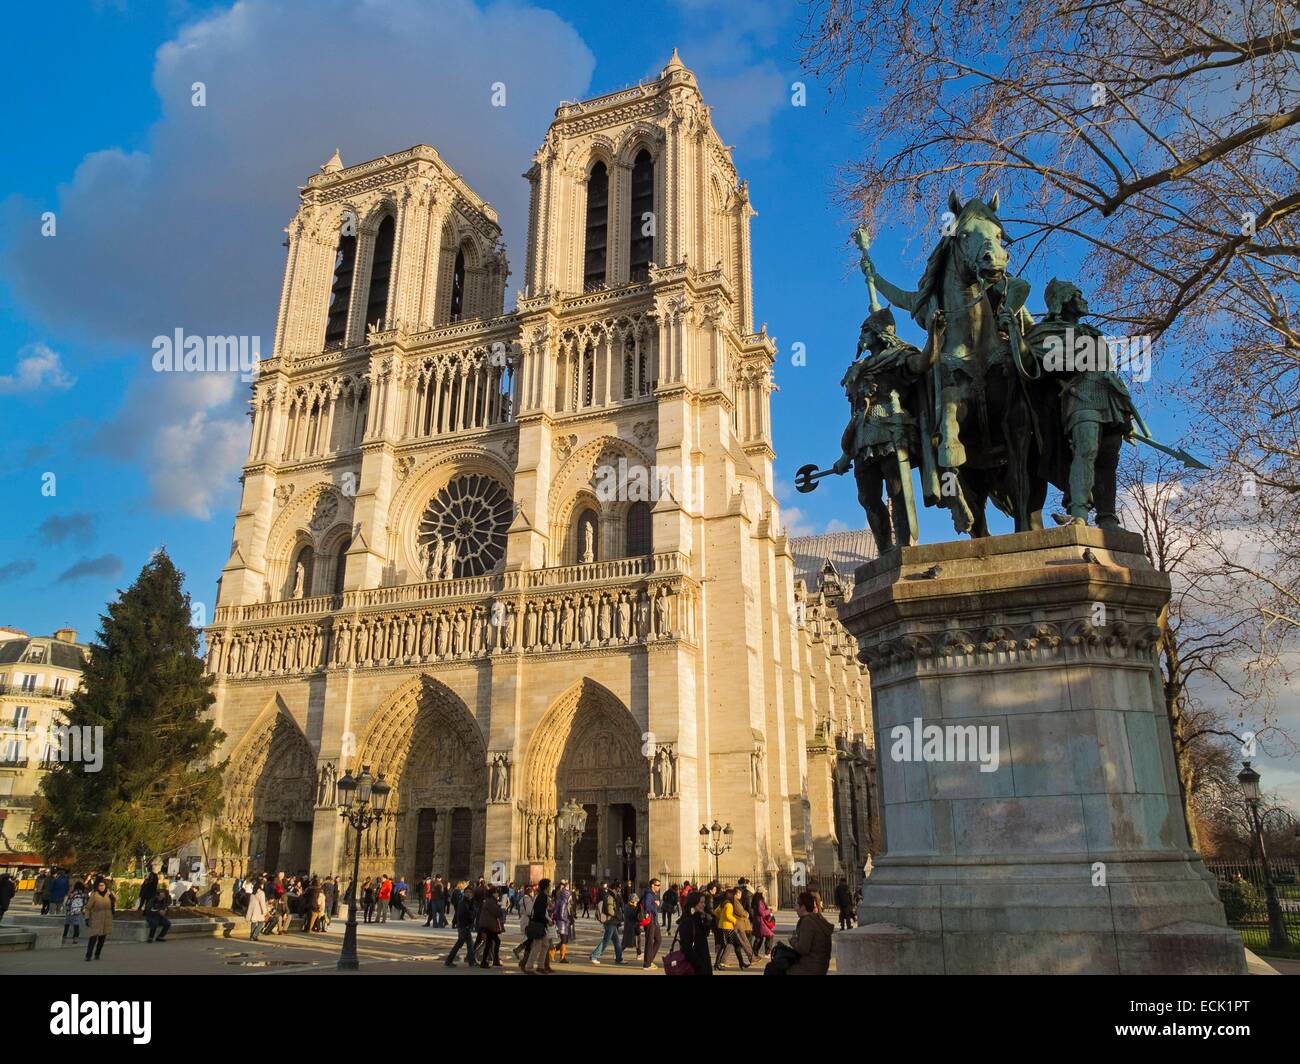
[831, 307, 929, 553]
[1028, 279, 1136, 528]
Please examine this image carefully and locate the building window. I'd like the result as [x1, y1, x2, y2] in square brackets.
[629, 150, 654, 280]
[450, 248, 466, 321]
[625, 502, 652, 557]
[19, 674, 36, 692]
[583, 161, 609, 291]
[332, 541, 349, 595]
[365, 214, 396, 332]
[53, 677, 66, 695]
[12, 706, 29, 730]
[324, 226, 357, 345]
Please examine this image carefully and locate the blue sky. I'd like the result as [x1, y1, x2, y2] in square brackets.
[5, 2, 1287, 800]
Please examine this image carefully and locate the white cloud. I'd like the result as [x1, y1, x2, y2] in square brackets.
[0, 0, 596, 518]
[0, 342, 75, 394]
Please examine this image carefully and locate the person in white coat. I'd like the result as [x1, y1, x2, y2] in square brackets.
[246, 879, 268, 941]
[512, 885, 535, 961]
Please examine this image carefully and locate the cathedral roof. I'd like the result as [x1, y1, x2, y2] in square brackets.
[789, 530, 877, 592]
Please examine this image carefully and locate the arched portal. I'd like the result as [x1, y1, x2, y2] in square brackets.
[352, 676, 487, 884]
[214, 698, 316, 877]
[522, 679, 647, 886]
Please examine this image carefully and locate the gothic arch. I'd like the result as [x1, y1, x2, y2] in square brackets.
[614, 124, 664, 169]
[547, 434, 651, 545]
[213, 695, 316, 876]
[519, 678, 648, 875]
[522, 678, 644, 815]
[265, 482, 354, 597]
[352, 675, 489, 881]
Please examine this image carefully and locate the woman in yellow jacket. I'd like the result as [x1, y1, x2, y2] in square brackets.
[712, 887, 752, 970]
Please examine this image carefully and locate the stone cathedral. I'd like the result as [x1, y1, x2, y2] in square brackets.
[204, 53, 876, 890]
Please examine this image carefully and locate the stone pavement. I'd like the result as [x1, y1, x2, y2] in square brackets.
[0, 911, 780, 975]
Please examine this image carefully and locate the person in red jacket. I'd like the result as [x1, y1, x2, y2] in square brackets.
[377, 875, 393, 923]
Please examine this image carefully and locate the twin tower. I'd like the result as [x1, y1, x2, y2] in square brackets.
[204, 53, 876, 893]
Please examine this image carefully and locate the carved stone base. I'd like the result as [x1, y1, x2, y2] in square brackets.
[834, 526, 1246, 975]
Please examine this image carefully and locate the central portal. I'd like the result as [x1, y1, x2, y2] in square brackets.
[523, 679, 647, 886]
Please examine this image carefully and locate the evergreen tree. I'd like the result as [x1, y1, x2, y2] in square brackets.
[31, 549, 226, 868]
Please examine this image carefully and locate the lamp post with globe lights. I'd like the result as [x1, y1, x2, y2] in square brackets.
[556, 798, 588, 885]
[1237, 761, 1292, 951]
[700, 819, 733, 884]
[334, 765, 391, 971]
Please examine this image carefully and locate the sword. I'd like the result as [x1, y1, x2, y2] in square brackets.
[1128, 433, 1210, 470]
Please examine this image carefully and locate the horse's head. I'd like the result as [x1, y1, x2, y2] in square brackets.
[948, 190, 1009, 284]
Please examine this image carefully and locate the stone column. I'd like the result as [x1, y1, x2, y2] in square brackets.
[834, 525, 1245, 974]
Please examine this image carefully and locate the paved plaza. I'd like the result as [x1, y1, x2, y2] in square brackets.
[0, 905, 781, 975]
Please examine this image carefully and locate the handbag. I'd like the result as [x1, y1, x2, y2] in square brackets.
[525, 918, 546, 940]
[663, 930, 693, 976]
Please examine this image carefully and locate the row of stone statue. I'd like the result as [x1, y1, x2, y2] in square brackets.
[207, 586, 698, 677]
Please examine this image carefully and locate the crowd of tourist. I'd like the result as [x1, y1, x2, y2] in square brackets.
[5, 864, 842, 974]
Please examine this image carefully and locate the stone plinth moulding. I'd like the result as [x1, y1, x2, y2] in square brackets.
[834, 525, 1246, 975]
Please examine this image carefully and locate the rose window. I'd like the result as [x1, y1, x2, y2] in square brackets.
[417, 474, 512, 578]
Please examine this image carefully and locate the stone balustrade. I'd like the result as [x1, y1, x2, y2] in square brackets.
[206, 552, 697, 680]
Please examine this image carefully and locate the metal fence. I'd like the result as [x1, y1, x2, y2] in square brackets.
[1204, 859, 1300, 953]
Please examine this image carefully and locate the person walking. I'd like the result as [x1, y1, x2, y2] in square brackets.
[522, 879, 553, 974]
[62, 882, 86, 942]
[641, 878, 663, 970]
[428, 875, 446, 927]
[377, 875, 393, 923]
[661, 882, 679, 931]
[750, 889, 775, 956]
[84, 879, 114, 962]
[713, 886, 751, 970]
[145, 887, 172, 943]
[392, 877, 411, 920]
[834, 880, 855, 931]
[589, 882, 623, 965]
[444, 885, 478, 968]
[361, 877, 376, 923]
[37, 870, 53, 915]
[246, 878, 268, 941]
[622, 891, 644, 960]
[552, 880, 574, 963]
[677, 890, 713, 975]
[785, 892, 834, 975]
[512, 883, 535, 962]
[476, 886, 504, 968]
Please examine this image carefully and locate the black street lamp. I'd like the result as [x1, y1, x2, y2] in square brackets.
[617, 836, 643, 885]
[1237, 760, 1291, 952]
[700, 819, 733, 884]
[335, 765, 391, 971]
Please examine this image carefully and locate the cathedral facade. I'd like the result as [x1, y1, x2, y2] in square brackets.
[204, 53, 875, 890]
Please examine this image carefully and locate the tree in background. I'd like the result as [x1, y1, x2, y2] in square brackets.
[29, 549, 226, 869]
[1120, 450, 1296, 850]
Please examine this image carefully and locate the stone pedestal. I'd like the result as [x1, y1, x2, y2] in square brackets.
[834, 526, 1245, 975]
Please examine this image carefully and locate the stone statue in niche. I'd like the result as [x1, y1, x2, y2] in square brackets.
[651, 744, 678, 798]
[581, 519, 595, 564]
[425, 537, 445, 581]
[293, 561, 306, 599]
[443, 537, 458, 580]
